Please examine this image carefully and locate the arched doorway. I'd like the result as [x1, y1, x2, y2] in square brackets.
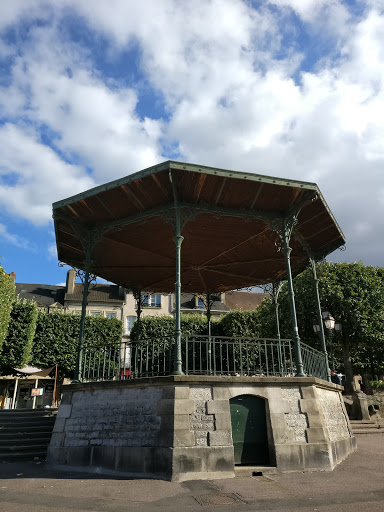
[230, 395, 269, 465]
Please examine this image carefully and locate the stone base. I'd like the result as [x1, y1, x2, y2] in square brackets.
[344, 392, 371, 420]
[47, 376, 356, 481]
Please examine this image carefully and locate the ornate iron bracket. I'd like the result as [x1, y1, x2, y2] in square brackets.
[267, 191, 317, 252]
[162, 206, 197, 232]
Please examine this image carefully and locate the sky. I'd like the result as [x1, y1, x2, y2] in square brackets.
[0, 0, 383, 286]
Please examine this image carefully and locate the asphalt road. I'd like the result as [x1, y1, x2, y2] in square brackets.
[0, 435, 383, 512]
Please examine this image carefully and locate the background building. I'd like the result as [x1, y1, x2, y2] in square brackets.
[14, 269, 268, 341]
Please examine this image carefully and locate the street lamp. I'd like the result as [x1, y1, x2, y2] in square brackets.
[322, 311, 335, 330]
[313, 311, 341, 370]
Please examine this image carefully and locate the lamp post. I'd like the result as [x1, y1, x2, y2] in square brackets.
[313, 311, 341, 370]
[322, 311, 335, 370]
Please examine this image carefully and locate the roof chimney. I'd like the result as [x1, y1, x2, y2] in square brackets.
[66, 269, 76, 294]
[8, 272, 16, 283]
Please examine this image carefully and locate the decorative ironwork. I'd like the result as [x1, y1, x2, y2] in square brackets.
[75, 267, 97, 288]
[162, 206, 197, 232]
[81, 336, 328, 382]
[261, 280, 285, 341]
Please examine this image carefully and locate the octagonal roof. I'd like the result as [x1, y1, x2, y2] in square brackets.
[53, 161, 345, 293]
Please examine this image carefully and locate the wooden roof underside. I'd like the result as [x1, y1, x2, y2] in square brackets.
[53, 161, 345, 293]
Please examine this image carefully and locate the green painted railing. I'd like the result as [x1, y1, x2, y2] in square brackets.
[184, 336, 295, 377]
[300, 342, 329, 381]
[81, 336, 328, 382]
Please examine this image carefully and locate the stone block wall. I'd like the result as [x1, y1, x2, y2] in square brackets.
[47, 376, 356, 481]
[48, 383, 173, 478]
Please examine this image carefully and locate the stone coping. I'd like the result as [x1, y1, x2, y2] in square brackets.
[64, 375, 343, 393]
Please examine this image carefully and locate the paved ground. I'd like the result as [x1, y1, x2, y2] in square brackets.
[0, 435, 383, 512]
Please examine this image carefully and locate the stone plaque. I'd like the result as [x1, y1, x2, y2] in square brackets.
[282, 387, 308, 443]
[317, 388, 350, 441]
[189, 386, 215, 445]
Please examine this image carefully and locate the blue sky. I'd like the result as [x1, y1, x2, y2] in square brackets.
[1, 0, 384, 286]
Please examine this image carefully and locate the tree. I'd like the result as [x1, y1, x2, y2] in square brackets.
[0, 298, 38, 370]
[257, 262, 384, 391]
[0, 265, 15, 351]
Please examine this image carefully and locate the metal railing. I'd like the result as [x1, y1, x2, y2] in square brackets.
[81, 336, 328, 382]
[184, 336, 295, 377]
[301, 342, 329, 381]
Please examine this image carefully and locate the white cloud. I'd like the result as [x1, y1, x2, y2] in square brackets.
[1, 0, 384, 270]
[48, 243, 57, 259]
[0, 223, 30, 249]
[0, 124, 95, 224]
[1, 20, 164, 181]
[0, 0, 51, 31]
[268, 0, 351, 29]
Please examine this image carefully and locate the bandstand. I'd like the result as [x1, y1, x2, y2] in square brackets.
[47, 161, 356, 480]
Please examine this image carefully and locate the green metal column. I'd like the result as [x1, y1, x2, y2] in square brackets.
[310, 258, 331, 382]
[169, 170, 185, 376]
[271, 282, 283, 374]
[271, 281, 283, 340]
[282, 220, 305, 377]
[173, 229, 184, 375]
[73, 241, 93, 383]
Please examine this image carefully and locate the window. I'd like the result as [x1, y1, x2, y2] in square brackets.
[126, 316, 136, 335]
[106, 312, 116, 319]
[91, 311, 101, 317]
[142, 294, 161, 308]
[197, 298, 205, 309]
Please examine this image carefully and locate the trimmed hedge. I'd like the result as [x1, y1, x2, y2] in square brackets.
[218, 310, 261, 337]
[0, 298, 38, 370]
[0, 265, 15, 351]
[130, 314, 211, 340]
[31, 312, 122, 377]
[129, 310, 261, 340]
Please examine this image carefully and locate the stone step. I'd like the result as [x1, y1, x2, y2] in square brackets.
[0, 419, 56, 428]
[0, 415, 56, 424]
[0, 450, 47, 461]
[350, 421, 383, 428]
[349, 420, 377, 424]
[0, 431, 52, 440]
[235, 466, 277, 477]
[353, 429, 384, 435]
[0, 425, 55, 433]
[0, 408, 57, 416]
[0, 443, 49, 453]
[0, 437, 51, 447]
[350, 419, 384, 434]
[0, 410, 56, 462]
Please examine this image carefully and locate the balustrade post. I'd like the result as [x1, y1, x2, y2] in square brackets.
[73, 240, 92, 383]
[310, 258, 331, 382]
[282, 219, 305, 377]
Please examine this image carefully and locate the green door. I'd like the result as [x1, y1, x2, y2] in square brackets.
[230, 395, 269, 465]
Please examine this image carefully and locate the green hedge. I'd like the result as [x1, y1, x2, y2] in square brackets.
[0, 298, 38, 370]
[31, 312, 122, 376]
[130, 314, 211, 340]
[0, 265, 15, 351]
[129, 310, 261, 340]
[370, 380, 384, 391]
[218, 310, 261, 337]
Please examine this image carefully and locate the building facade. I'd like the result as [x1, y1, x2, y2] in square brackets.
[14, 269, 268, 342]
